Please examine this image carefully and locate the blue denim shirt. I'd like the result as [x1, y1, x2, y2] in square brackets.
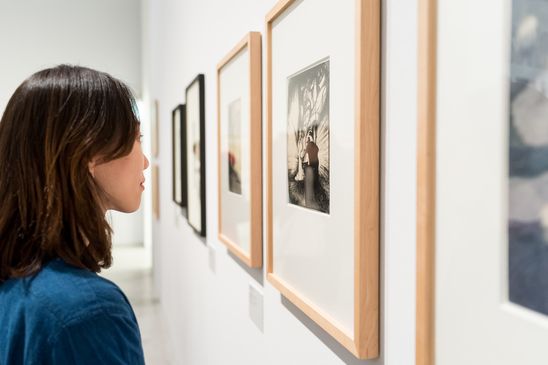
[0, 258, 145, 365]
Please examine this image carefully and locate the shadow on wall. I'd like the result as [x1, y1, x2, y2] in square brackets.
[227, 251, 264, 286]
[281, 296, 383, 365]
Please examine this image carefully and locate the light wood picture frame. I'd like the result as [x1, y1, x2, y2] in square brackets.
[416, 1, 548, 364]
[416, 0, 437, 364]
[185, 74, 206, 237]
[217, 32, 263, 268]
[266, 0, 380, 359]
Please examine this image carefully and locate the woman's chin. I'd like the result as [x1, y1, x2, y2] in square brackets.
[108, 200, 142, 214]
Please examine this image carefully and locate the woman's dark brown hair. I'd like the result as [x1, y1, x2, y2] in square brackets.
[0, 65, 140, 282]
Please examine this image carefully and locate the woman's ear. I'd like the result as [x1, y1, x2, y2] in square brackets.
[88, 159, 96, 178]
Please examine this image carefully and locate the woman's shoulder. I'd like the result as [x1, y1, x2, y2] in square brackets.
[15, 258, 133, 324]
[0, 259, 144, 364]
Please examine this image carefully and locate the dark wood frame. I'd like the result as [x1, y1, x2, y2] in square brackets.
[185, 74, 206, 237]
[172, 104, 187, 214]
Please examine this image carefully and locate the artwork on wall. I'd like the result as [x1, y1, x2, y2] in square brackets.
[185, 74, 206, 237]
[287, 58, 330, 214]
[152, 164, 160, 220]
[172, 104, 187, 212]
[217, 32, 262, 268]
[228, 98, 243, 195]
[266, 0, 380, 359]
[417, 0, 548, 363]
[508, 0, 548, 317]
[151, 99, 159, 158]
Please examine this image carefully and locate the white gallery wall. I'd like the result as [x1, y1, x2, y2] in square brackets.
[146, 0, 418, 364]
[0, 0, 142, 114]
[0, 0, 145, 249]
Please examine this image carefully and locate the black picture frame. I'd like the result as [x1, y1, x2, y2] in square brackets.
[185, 74, 206, 237]
[172, 104, 187, 214]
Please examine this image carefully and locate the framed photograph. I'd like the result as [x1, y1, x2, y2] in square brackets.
[172, 104, 187, 211]
[151, 99, 159, 158]
[152, 164, 160, 220]
[217, 32, 262, 268]
[417, 0, 548, 364]
[185, 74, 206, 237]
[266, 0, 380, 359]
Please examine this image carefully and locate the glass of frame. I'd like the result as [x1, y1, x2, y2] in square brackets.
[217, 32, 263, 268]
[266, 0, 380, 359]
[172, 104, 187, 213]
[185, 74, 206, 237]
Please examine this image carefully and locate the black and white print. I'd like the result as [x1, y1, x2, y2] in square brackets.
[287, 59, 330, 214]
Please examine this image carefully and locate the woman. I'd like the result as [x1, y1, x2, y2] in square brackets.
[0, 65, 149, 364]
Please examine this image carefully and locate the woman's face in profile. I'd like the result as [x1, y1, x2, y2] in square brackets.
[89, 133, 150, 213]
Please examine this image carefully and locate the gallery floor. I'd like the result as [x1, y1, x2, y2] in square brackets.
[101, 248, 172, 365]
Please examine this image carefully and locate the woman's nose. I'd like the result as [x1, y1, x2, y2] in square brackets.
[144, 155, 150, 170]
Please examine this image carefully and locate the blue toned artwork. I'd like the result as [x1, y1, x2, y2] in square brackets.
[509, 0, 548, 315]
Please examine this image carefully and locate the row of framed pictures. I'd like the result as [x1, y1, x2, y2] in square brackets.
[170, 0, 379, 360]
